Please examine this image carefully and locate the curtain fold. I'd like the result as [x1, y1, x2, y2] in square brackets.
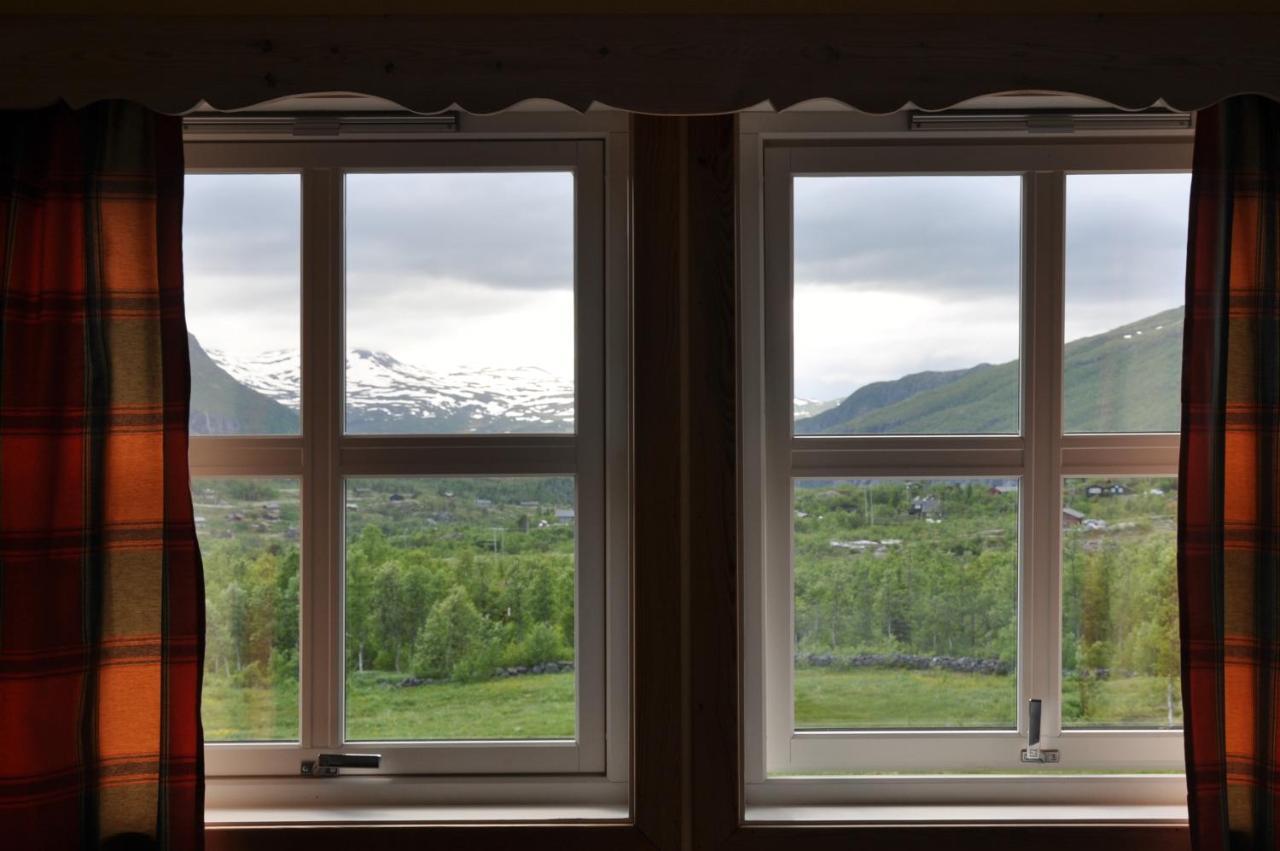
[1181, 94, 1280, 851]
[0, 103, 202, 850]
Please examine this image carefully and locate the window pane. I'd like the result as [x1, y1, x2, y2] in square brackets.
[344, 173, 575, 435]
[196, 477, 300, 741]
[1064, 173, 1190, 433]
[793, 479, 1018, 729]
[344, 477, 576, 741]
[792, 176, 1022, 435]
[184, 174, 300, 435]
[1062, 477, 1180, 728]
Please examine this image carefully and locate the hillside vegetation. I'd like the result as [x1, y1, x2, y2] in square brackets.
[797, 306, 1183, 435]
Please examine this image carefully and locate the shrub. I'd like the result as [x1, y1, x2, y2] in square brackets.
[451, 643, 504, 683]
[523, 622, 566, 666]
[269, 647, 298, 686]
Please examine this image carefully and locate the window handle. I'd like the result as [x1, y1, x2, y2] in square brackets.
[1019, 699, 1060, 764]
[301, 752, 382, 777]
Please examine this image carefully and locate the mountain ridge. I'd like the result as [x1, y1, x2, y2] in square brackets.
[795, 305, 1184, 435]
[191, 305, 1184, 436]
[191, 337, 576, 434]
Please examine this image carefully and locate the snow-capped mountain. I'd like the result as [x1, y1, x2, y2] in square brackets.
[202, 343, 575, 434]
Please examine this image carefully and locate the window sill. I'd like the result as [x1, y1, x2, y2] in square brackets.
[745, 804, 1187, 824]
[204, 776, 629, 825]
[205, 803, 630, 826]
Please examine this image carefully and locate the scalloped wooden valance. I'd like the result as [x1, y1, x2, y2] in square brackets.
[3, 14, 1279, 115]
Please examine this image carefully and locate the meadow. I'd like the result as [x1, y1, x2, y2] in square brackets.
[204, 667, 1180, 743]
[198, 475, 1182, 743]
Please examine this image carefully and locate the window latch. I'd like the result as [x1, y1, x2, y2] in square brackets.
[300, 753, 382, 777]
[1019, 699, 1060, 764]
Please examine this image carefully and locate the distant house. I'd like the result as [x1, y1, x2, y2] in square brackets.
[1085, 482, 1130, 497]
[388, 493, 405, 502]
[988, 485, 1018, 495]
[1062, 507, 1085, 528]
[909, 495, 941, 517]
[555, 508, 576, 524]
[475, 498, 493, 508]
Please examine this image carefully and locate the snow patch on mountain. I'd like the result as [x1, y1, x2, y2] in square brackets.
[205, 347, 575, 433]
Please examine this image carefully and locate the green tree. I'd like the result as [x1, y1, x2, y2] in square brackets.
[372, 561, 431, 672]
[412, 586, 488, 679]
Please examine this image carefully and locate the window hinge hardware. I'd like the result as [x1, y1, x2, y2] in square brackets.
[300, 753, 382, 777]
[1020, 699, 1061, 764]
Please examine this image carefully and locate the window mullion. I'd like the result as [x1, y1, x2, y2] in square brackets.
[299, 166, 344, 751]
[1022, 169, 1067, 744]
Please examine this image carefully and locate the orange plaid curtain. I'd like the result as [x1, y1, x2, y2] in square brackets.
[0, 103, 203, 849]
[1181, 95, 1280, 850]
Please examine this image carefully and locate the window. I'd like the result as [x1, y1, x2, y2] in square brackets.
[745, 133, 1190, 807]
[185, 126, 627, 808]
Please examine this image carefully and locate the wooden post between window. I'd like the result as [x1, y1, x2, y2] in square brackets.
[631, 114, 741, 851]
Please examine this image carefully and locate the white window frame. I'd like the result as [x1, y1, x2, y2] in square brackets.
[185, 111, 630, 813]
[740, 111, 1193, 810]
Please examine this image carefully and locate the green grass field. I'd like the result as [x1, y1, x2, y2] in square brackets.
[795, 668, 1180, 729]
[794, 668, 1017, 728]
[203, 670, 577, 742]
[344, 670, 576, 741]
[203, 674, 300, 741]
[203, 668, 1180, 743]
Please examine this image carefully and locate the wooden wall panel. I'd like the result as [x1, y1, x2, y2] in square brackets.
[3, 14, 1279, 115]
[630, 114, 739, 851]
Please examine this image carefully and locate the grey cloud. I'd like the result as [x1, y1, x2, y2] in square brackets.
[345, 172, 573, 292]
[1064, 173, 1189, 307]
[184, 174, 300, 277]
[793, 173, 1190, 309]
[793, 175, 1021, 295]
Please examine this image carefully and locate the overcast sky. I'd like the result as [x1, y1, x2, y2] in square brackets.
[184, 170, 1190, 402]
[793, 172, 1190, 401]
[183, 171, 574, 379]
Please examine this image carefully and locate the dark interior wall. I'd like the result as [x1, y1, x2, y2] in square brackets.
[3, 14, 1278, 113]
[2, 1, 1275, 12]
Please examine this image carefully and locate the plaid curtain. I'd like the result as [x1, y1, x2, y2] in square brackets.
[1181, 94, 1280, 851]
[0, 104, 202, 849]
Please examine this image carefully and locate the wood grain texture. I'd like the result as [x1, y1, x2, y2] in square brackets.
[3, 14, 1279, 115]
[631, 114, 691, 851]
[683, 116, 741, 851]
[631, 113, 740, 851]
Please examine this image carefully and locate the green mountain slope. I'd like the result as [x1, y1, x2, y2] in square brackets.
[188, 334, 299, 435]
[796, 306, 1183, 435]
[796, 366, 985, 434]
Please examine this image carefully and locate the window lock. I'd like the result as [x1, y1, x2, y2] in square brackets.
[1019, 699, 1060, 764]
[300, 753, 382, 777]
